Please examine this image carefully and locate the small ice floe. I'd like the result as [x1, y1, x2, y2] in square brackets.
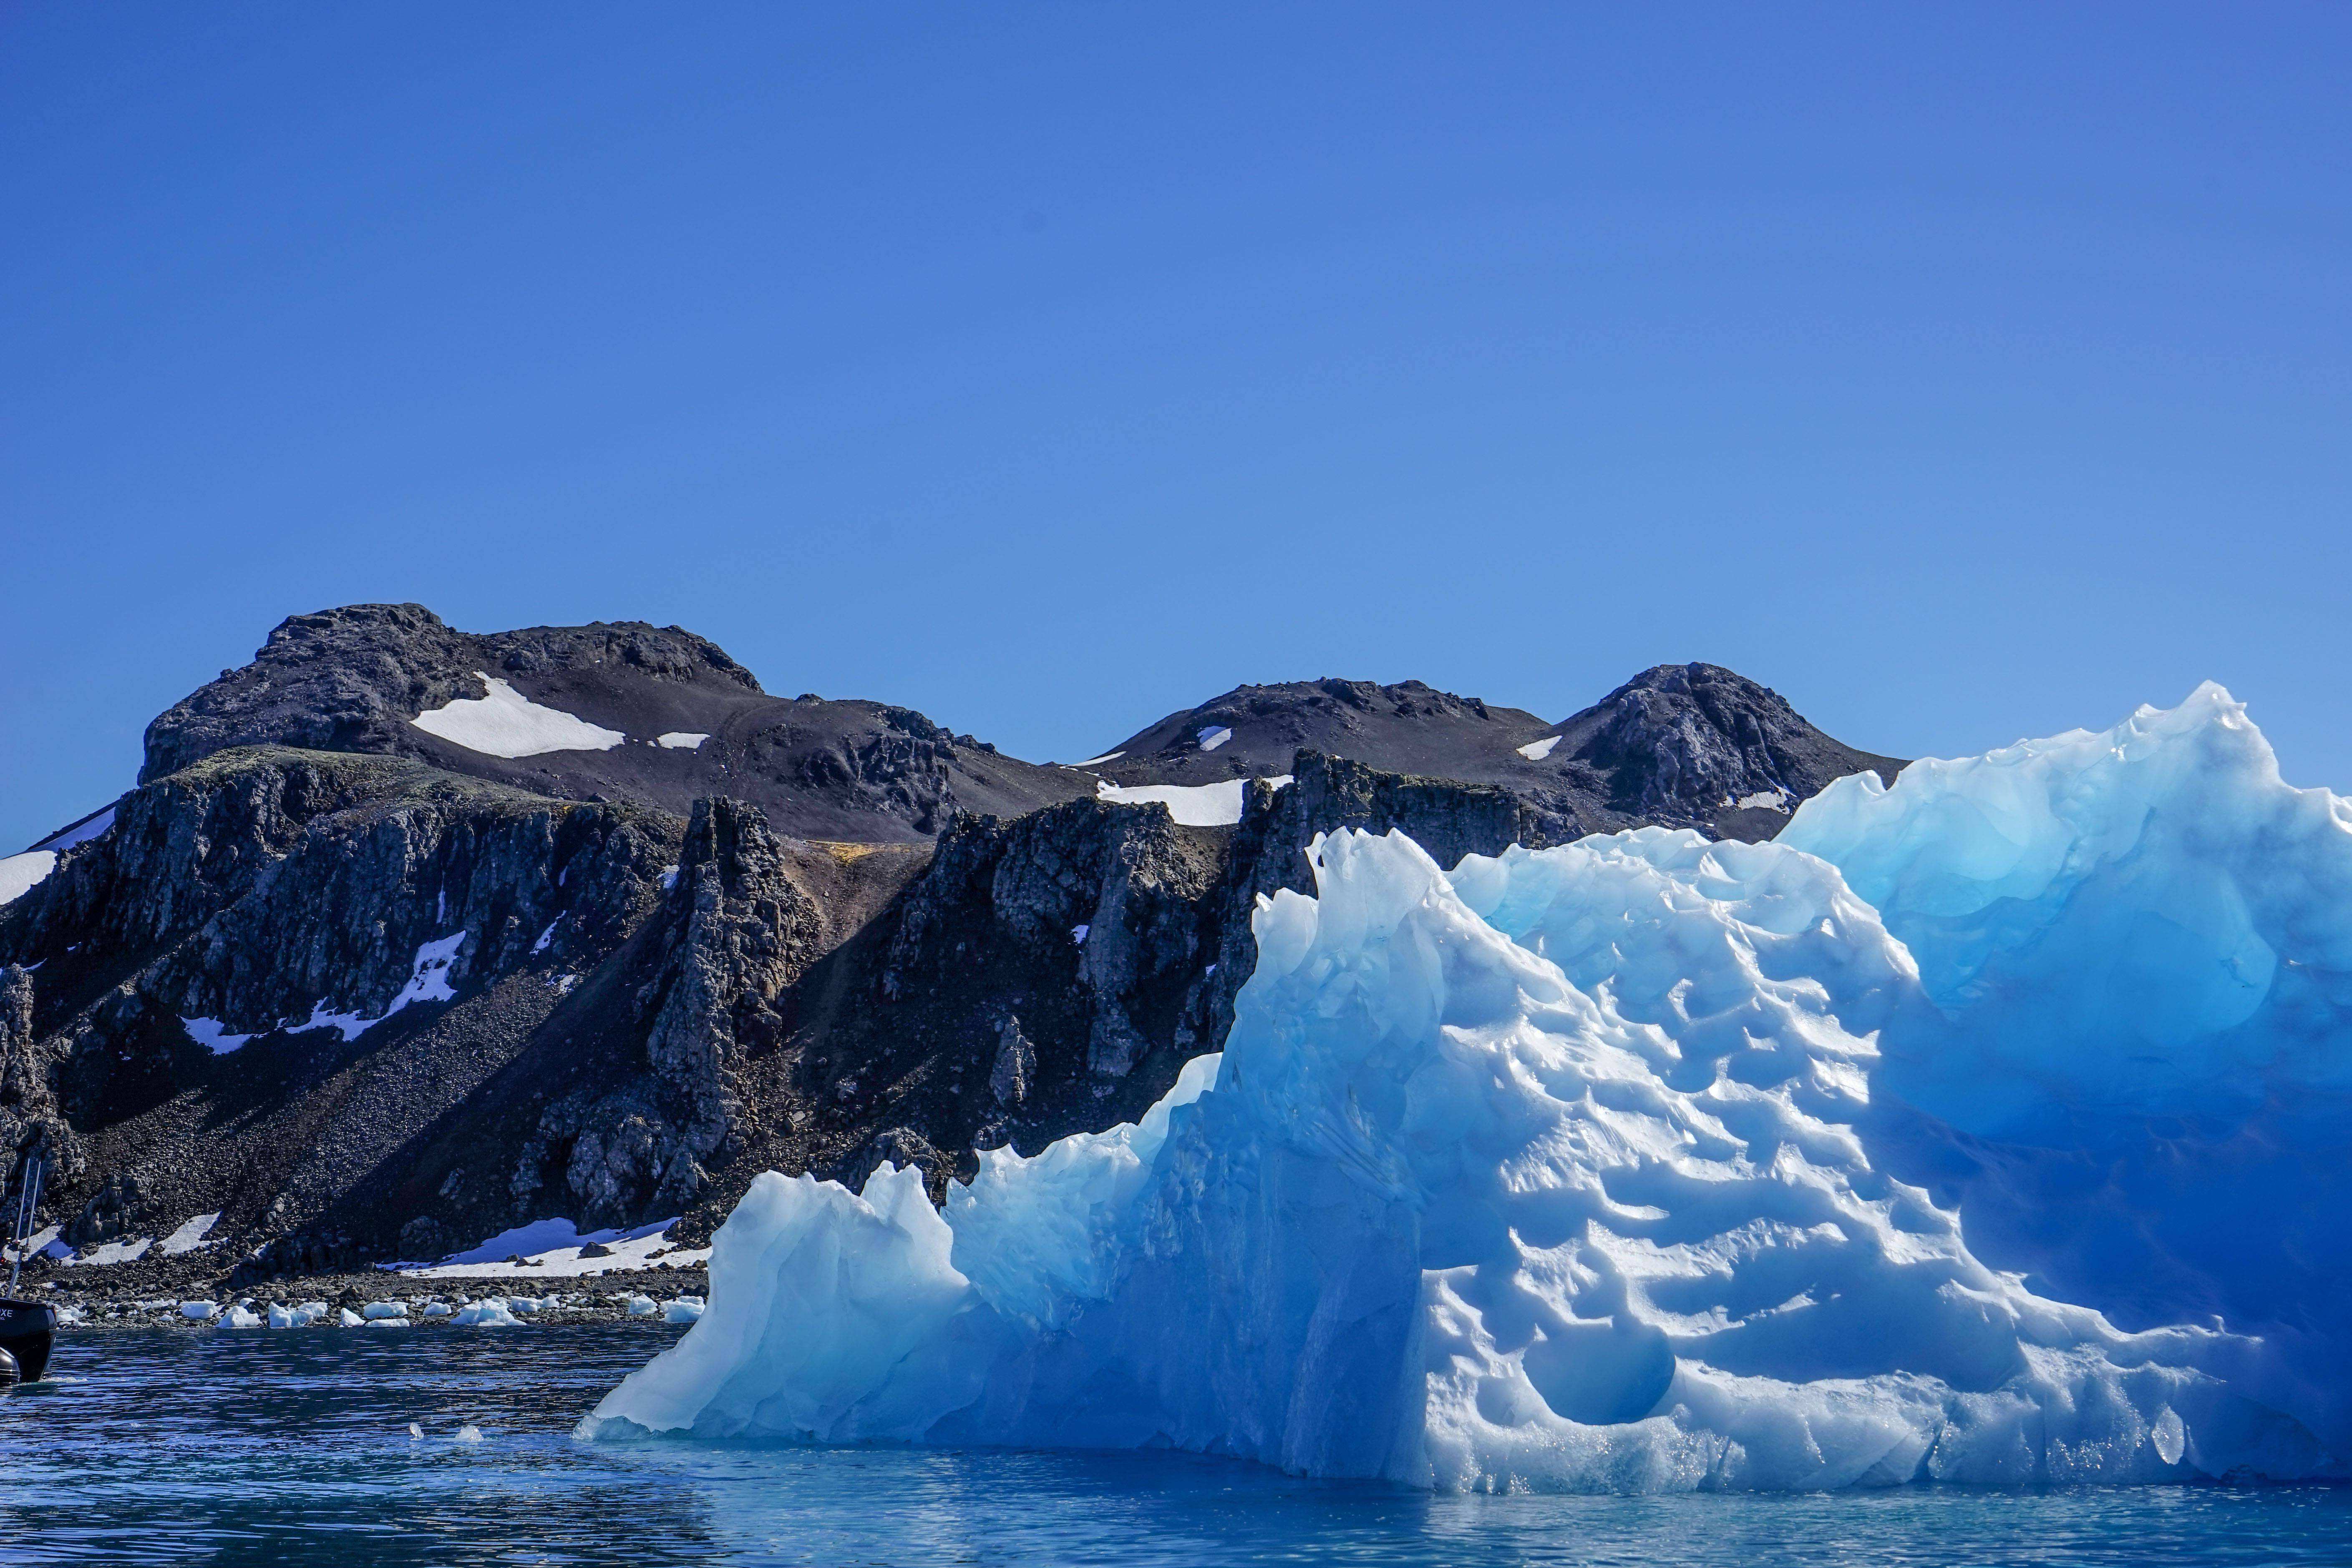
[410, 674, 625, 759]
[662, 1296, 706, 1325]
[361, 1301, 406, 1320]
[452, 1299, 523, 1327]
[421, 1301, 452, 1318]
[1516, 735, 1563, 761]
[624, 1294, 657, 1317]
[179, 1301, 217, 1321]
[365, 1316, 410, 1329]
[408, 1422, 423, 1440]
[54, 1304, 86, 1326]
[224, 1303, 264, 1329]
[453, 1425, 484, 1445]
[655, 732, 709, 750]
[336, 1308, 365, 1328]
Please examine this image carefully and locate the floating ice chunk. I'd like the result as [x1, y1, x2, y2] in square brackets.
[662, 1296, 706, 1325]
[1197, 726, 1233, 752]
[587, 824, 2333, 1488]
[225, 1304, 264, 1329]
[366, 1316, 411, 1329]
[54, 1304, 86, 1326]
[411, 674, 625, 758]
[180, 1017, 252, 1054]
[1094, 775, 1292, 828]
[1780, 682, 2352, 1447]
[1516, 735, 1561, 761]
[336, 1309, 365, 1328]
[160, 1213, 221, 1255]
[421, 1301, 452, 1318]
[362, 1301, 406, 1320]
[409, 1422, 424, 1439]
[454, 1425, 484, 1444]
[656, 732, 710, 750]
[178, 1301, 216, 1321]
[625, 1295, 657, 1317]
[453, 1299, 524, 1327]
[0, 851, 56, 907]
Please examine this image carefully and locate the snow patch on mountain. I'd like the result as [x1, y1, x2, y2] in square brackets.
[1095, 775, 1293, 827]
[1516, 735, 1561, 761]
[0, 851, 56, 906]
[411, 674, 626, 758]
[292, 932, 468, 1042]
[657, 732, 710, 750]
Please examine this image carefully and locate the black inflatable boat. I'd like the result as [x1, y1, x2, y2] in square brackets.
[0, 1298, 53, 1385]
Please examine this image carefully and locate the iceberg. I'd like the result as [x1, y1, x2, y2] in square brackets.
[584, 687, 2349, 1489]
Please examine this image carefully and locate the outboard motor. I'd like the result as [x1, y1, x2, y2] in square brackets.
[0, 1300, 53, 1384]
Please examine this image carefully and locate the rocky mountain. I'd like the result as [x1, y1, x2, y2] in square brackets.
[144, 604, 1092, 843]
[0, 605, 1906, 1289]
[1087, 664, 1904, 842]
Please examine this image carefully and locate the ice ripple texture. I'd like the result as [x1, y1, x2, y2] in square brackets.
[584, 685, 2348, 1490]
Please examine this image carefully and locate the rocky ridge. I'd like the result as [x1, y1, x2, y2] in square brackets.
[1, 607, 1907, 1289]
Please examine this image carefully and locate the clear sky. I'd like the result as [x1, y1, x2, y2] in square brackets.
[5, 4, 2348, 849]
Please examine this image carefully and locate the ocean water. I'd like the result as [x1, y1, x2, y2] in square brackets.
[0, 1326, 2345, 1566]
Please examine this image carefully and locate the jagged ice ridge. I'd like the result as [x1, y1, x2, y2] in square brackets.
[583, 685, 2351, 1488]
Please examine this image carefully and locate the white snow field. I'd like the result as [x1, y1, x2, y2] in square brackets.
[657, 732, 710, 750]
[159, 1213, 221, 1256]
[1516, 735, 1561, 761]
[0, 850, 56, 907]
[399, 1216, 707, 1279]
[410, 674, 626, 758]
[1095, 775, 1292, 828]
[584, 687, 2352, 1487]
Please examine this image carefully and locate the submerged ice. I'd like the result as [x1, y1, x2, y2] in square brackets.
[586, 687, 2351, 1489]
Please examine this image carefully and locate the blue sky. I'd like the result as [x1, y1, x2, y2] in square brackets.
[5, 4, 2348, 848]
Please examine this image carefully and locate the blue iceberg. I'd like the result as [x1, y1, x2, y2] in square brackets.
[583, 687, 2350, 1489]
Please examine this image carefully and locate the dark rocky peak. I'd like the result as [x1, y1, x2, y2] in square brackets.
[1085, 678, 1553, 791]
[1540, 663, 1904, 833]
[146, 604, 759, 783]
[141, 605, 1088, 843]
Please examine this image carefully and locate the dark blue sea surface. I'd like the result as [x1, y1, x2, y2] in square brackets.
[0, 1325, 2345, 1565]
